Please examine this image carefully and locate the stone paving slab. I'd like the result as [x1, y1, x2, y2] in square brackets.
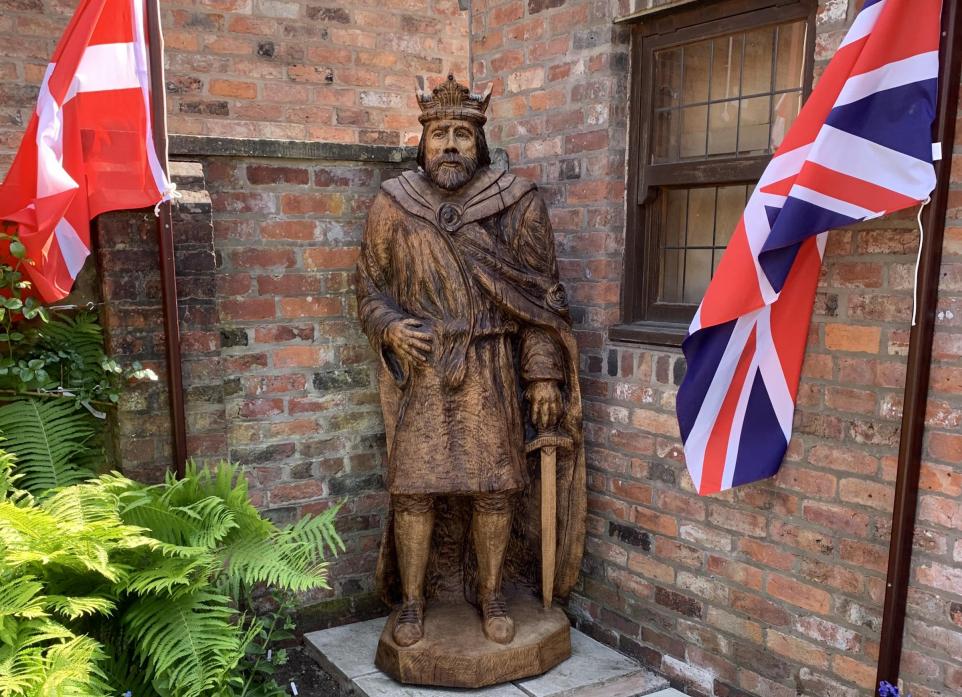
[304, 618, 385, 684]
[305, 616, 669, 697]
[355, 674, 530, 697]
[515, 631, 650, 697]
[521, 670, 672, 697]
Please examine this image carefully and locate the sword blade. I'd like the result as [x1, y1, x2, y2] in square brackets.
[541, 445, 557, 609]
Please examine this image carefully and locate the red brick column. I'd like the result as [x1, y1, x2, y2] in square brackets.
[96, 161, 227, 483]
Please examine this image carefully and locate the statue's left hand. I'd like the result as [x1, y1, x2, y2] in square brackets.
[526, 380, 563, 432]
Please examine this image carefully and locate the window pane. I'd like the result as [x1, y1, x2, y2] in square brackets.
[738, 95, 772, 154]
[652, 110, 677, 163]
[687, 187, 716, 247]
[682, 40, 711, 104]
[713, 250, 724, 276]
[776, 21, 808, 91]
[684, 249, 713, 303]
[715, 185, 746, 246]
[707, 101, 739, 156]
[743, 27, 775, 95]
[655, 48, 683, 108]
[664, 189, 688, 247]
[771, 91, 802, 150]
[710, 35, 743, 101]
[680, 105, 708, 158]
[660, 248, 683, 303]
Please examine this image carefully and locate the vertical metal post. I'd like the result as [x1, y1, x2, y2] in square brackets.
[875, 0, 962, 685]
[145, 0, 187, 479]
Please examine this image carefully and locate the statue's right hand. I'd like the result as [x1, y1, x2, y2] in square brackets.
[384, 318, 433, 365]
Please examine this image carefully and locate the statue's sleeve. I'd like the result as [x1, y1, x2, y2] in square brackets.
[356, 193, 408, 376]
[515, 192, 564, 384]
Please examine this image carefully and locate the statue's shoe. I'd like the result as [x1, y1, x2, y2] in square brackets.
[393, 600, 425, 647]
[480, 595, 515, 644]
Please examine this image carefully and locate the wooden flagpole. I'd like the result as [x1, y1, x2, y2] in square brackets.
[145, 0, 187, 479]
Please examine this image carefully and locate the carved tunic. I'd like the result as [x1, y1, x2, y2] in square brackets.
[357, 166, 563, 496]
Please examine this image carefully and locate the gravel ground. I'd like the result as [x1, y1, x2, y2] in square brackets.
[273, 645, 343, 697]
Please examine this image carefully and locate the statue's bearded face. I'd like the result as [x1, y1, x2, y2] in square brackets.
[423, 118, 479, 191]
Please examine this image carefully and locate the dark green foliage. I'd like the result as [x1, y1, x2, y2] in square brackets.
[0, 460, 343, 697]
[0, 238, 339, 696]
[0, 308, 159, 495]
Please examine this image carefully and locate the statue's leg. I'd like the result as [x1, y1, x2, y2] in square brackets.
[392, 494, 434, 647]
[472, 492, 516, 644]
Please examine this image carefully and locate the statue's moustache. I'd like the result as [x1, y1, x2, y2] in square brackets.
[427, 152, 477, 190]
[433, 152, 471, 169]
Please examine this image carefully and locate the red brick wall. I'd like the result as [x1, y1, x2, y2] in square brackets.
[472, 0, 962, 695]
[195, 149, 405, 609]
[95, 147, 408, 617]
[0, 0, 468, 173]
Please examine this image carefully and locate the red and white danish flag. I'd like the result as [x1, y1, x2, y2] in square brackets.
[0, 0, 173, 302]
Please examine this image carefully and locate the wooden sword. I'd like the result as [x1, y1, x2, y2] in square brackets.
[526, 428, 574, 609]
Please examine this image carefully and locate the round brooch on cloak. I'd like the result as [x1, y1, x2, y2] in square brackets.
[437, 202, 463, 233]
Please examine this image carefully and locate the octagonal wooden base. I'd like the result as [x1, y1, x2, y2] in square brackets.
[374, 593, 571, 688]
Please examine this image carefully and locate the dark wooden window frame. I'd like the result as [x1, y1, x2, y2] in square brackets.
[612, 0, 817, 347]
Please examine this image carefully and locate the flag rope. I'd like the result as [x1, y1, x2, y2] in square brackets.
[912, 196, 932, 327]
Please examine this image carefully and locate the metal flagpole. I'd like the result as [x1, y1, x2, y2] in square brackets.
[145, 0, 187, 479]
[875, 0, 962, 685]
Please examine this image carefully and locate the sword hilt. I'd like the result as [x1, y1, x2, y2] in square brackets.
[525, 430, 573, 454]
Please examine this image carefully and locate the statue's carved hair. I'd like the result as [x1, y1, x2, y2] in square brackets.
[416, 122, 492, 172]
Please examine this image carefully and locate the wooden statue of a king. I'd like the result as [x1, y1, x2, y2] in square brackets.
[356, 74, 586, 688]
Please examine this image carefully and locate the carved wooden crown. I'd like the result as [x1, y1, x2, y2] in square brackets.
[416, 74, 491, 125]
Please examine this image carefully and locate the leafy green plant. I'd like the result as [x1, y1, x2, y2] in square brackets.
[237, 591, 297, 697]
[0, 459, 343, 697]
[0, 461, 137, 696]
[0, 310, 157, 408]
[0, 288, 157, 495]
[0, 227, 341, 696]
[0, 399, 96, 494]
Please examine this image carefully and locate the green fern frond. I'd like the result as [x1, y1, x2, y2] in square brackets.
[0, 399, 96, 494]
[0, 644, 43, 696]
[166, 461, 274, 539]
[33, 635, 108, 696]
[0, 487, 148, 583]
[120, 493, 238, 549]
[220, 505, 342, 595]
[41, 482, 121, 529]
[0, 501, 63, 565]
[123, 555, 216, 595]
[285, 503, 345, 557]
[33, 312, 110, 395]
[0, 575, 46, 622]
[44, 595, 115, 621]
[122, 589, 245, 697]
[222, 536, 330, 595]
[0, 447, 20, 498]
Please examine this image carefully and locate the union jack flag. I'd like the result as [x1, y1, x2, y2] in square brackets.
[676, 0, 941, 496]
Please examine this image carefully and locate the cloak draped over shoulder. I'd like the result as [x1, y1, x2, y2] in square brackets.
[356, 165, 586, 603]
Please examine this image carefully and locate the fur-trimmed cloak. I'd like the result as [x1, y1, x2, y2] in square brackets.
[355, 165, 586, 604]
